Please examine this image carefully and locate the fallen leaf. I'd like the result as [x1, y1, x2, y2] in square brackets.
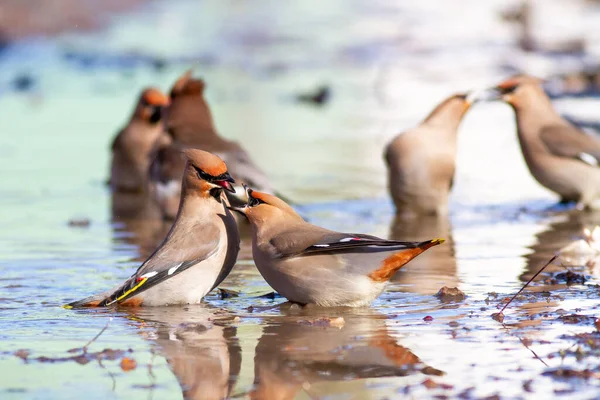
[491, 312, 505, 323]
[422, 378, 453, 390]
[120, 357, 137, 372]
[13, 349, 29, 361]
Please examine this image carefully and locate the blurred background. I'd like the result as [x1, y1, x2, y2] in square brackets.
[1, 0, 600, 209]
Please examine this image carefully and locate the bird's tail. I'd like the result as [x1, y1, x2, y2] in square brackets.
[368, 238, 445, 282]
[63, 293, 109, 309]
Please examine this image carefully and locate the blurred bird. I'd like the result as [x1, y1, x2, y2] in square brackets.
[384, 93, 472, 217]
[232, 188, 443, 307]
[150, 70, 273, 219]
[66, 150, 240, 307]
[110, 87, 170, 193]
[483, 75, 600, 209]
[110, 88, 170, 219]
[295, 84, 331, 106]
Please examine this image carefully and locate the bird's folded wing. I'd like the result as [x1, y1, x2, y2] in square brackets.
[271, 230, 424, 259]
[540, 125, 600, 166]
[102, 224, 221, 305]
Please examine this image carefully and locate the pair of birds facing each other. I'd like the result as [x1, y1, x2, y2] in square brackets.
[385, 74, 600, 218]
[110, 70, 273, 222]
[66, 149, 443, 308]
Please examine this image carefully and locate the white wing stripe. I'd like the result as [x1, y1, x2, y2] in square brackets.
[168, 262, 183, 275]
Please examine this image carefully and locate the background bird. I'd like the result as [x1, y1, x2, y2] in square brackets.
[483, 75, 600, 209]
[232, 188, 443, 307]
[66, 149, 240, 307]
[384, 93, 472, 218]
[110, 87, 170, 219]
[150, 70, 274, 220]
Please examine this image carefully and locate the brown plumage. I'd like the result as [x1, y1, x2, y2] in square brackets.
[110, 87, 170, 219]
[251, 310, 436, 399]
[66, 149, 240, 308]
[488, 75, 600, 209]
[384, 93, 471, 217]
[111, 88, 169, 192]
[233, 189, 443, 307]
[150, 71, 273, 219]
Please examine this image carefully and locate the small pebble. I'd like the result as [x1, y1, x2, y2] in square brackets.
[435, 286, 466, 302]
[68, 218, 90, 228]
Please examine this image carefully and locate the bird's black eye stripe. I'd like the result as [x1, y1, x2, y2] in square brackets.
[193, 166, 213, 181]
[192, 166, 230, 183]
[247, 191, 266, 207]
[499, 85, 518, 95]
[213, 172, 231, 181]
[148, 106, 162, 124]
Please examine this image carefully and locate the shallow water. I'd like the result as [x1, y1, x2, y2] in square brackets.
[2, 1, 600, 399]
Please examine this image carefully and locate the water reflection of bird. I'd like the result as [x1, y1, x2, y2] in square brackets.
[523, 210, 600, 281]
[111, 218, 171, 261]
[110, 87, 170, 220]
[251, 307, 441, 399]
[388, 215, 458, 294]
[384, 93, 472, 218]
[232, 189, 442, 307]
[126, 305, 241, 400]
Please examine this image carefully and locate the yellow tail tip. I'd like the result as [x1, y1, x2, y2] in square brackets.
[420, 238, 445, 250]
[62, 304, 73, 309]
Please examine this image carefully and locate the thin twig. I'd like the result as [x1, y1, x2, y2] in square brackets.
[517, 336, 549, 367]
[82, 317, 113, 353]
[98, 358, 117, 392]
[499, 254, 558, 314]
[147, 348, 156, 400]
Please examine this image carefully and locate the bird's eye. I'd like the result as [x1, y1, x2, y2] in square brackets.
[148, 106, 162, 124]
[499, 85, 518, 95]
[248, 195, 265, 207]
[193, 166, 212, 181]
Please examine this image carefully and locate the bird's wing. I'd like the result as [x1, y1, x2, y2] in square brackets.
[540, 124, 600, 166]
[101, 223, 222, 305]
[269, 228, 438, 259]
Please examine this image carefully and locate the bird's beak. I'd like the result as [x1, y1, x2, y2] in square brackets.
[227, 183, 252, 215]
[466, 86, 503, 103]
[214, 172, 236, 193]
[227, 205, 247, 216]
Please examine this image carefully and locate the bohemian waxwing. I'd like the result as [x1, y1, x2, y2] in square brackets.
[384, 93, 472, 217]
[481, 75, 600, 209]
[232, 188, 443, 307]
[66, 149, 240, 307]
